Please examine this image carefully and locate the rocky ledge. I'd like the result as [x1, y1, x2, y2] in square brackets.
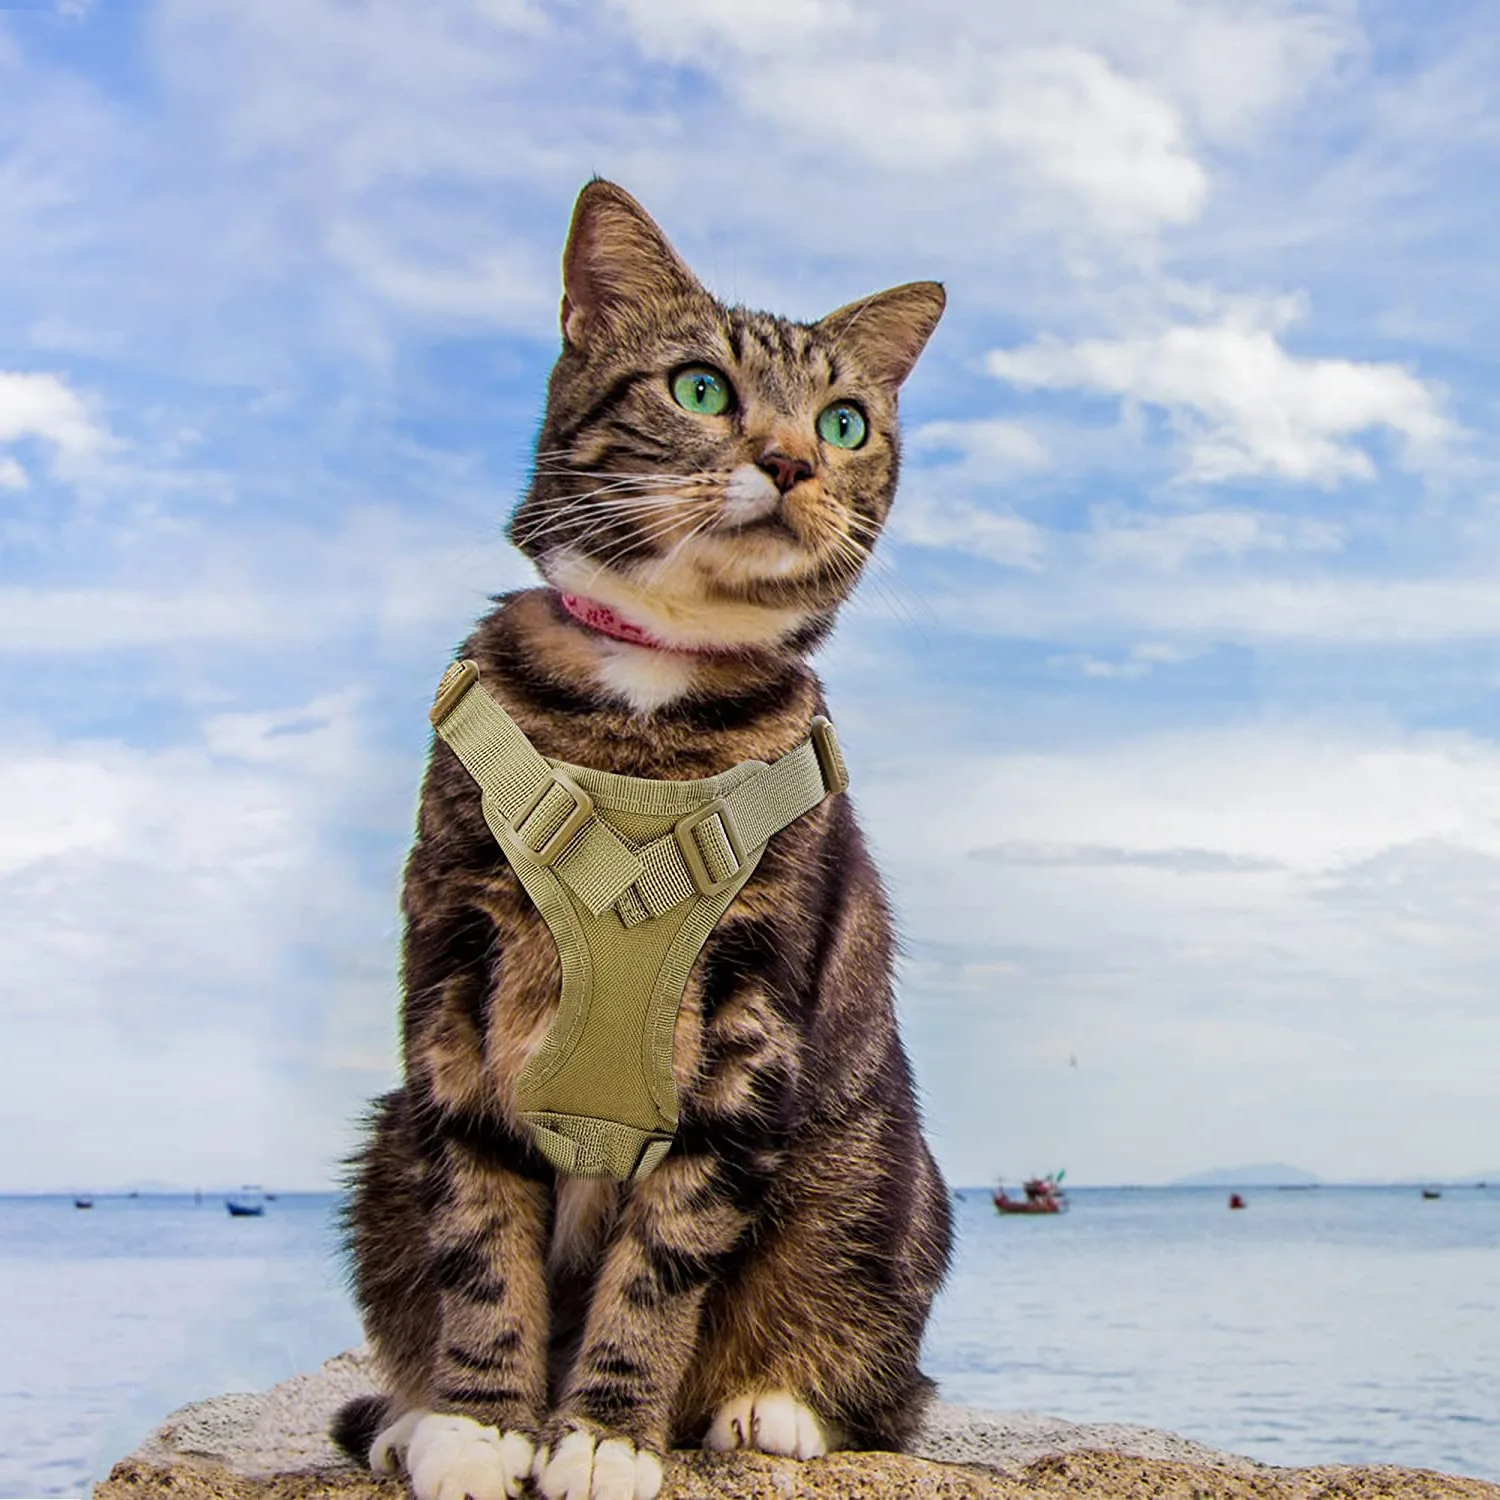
[95, 1348, 1499, 1499]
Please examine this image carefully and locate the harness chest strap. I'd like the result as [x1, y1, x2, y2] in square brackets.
[426, 658, 850, 1181]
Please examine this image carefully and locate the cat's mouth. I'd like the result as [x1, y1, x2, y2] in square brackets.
[706, 462, 821, 554]
[719, 509, 802, 544]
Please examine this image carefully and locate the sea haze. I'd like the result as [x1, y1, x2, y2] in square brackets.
[1, 1187, 1496, 1496]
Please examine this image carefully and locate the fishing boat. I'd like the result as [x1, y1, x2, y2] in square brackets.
[993, 1172, 1067, 1215]
[225, 1186, 266, 1217]
[1421, 1187, 1442, 1200]
[73, 1196, 93, 1209]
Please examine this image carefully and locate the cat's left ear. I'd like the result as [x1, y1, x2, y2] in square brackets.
[560, 179, 704, 348]
[816, 281, 946, 392]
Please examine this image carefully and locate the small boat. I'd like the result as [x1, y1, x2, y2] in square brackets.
[1228, 1193, 1247, 1210]
[226, 1186, 266, 1217]
[1421, 1187, 1442, 1200]
[74, 1197, 93, 1210]
[993, 1172, 1067, 1215]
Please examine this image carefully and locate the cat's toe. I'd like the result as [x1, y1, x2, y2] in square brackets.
[400, 1411, 534, 1500]
[704, 1394, 756, 1454]
[369, 1407, 426, 1475]
[534, 1426, 663, 1500]
[704, 1391, 831, 1460]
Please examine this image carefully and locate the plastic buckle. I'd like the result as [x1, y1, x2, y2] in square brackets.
[809, 716, 850, 795]
[513, 769, 594, 867]
[630, 1133, 676, 1181]
[674, 797, 747, 897]
[430, 658, 480, 727]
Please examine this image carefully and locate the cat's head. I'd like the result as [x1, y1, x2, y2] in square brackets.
[509, 179, 943, 654]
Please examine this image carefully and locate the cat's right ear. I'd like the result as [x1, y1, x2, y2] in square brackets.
[817, 281, 947, 393]
[560, 179, 702, 348]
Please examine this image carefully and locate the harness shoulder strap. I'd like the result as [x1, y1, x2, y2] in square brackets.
[620, 721, 847, 924]
[429, 659, 645, 917]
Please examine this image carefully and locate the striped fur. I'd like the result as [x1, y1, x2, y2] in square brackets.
[337, 181, 951, 1489]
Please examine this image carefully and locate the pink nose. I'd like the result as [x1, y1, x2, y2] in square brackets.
[758, 451, 814, 494]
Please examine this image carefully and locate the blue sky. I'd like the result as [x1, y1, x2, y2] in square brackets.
[4, 0, 1500, 1191]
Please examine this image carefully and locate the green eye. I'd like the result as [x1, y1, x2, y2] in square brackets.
[817, 402, 867, 449]
[671, 366, 733, 416]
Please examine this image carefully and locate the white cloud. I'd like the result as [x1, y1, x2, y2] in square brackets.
[910, 418, 1051, 474]
[1102, 1, 1359, 142]
[909, 730, 1500, 871]
[1086, 505, 1345, 569]
[0, 370, 109, 478]
[892, 494, 1049, 571]
[1047, 641, 1200, 679]
[614, 1, 1209, 233]
[979, 47, 1207, 229]
[606, 0, 853, 61]
[891, 488, 1348, 583]
[1052, 652, 1154, 680]
[988, 304, 1457, 485]
[1, 741, 308, 1011]
[202, 690, 365, 774]
[973, 841, 1285, 874]
[952, 572, 1500, 646]
[0, 583, 329, 652]
[323, 220, 553, 329]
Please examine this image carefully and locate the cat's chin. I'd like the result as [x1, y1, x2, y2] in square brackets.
[692, 526, 810, 584]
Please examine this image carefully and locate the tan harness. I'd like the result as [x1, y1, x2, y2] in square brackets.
[428, 659, 849, 1182]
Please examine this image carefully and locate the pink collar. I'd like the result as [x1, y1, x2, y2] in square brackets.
[559, 591, 723, 655]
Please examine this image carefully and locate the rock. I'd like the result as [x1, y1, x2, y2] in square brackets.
[94, 1348, 1500, 1499]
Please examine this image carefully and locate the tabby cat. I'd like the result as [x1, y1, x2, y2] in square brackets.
[333, 179, 951, 1500]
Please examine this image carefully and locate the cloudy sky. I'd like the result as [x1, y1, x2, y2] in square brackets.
[4, 0, 1499, 1191]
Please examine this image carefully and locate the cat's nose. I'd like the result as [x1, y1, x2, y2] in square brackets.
[757, 450, 814, 494]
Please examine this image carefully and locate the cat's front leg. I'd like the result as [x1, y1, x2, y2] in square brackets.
[534, 1154, 745, 1500]
[387, 1142, 552, 1500]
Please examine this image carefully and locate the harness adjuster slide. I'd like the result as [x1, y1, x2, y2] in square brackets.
[809, 715, 850, 796]
[674, 797, 747, 897]
[430, 658, 480, 727]
[513, 768, 595, 868]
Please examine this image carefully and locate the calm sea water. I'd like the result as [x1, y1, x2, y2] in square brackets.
[1, 1186, 1495, 1498]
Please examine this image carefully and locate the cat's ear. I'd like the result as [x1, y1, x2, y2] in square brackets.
[817, 282, 946, 392]
[560, 179, 703, 347]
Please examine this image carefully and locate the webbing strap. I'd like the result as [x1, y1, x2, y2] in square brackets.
[620, 732, 843, 924]
[430, 660, 645, 917]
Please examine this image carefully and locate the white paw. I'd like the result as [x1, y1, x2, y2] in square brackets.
[375, 1410, 534, 1500]
[533, 1426, 664, 1500]
[705, 1391, 830, 1460]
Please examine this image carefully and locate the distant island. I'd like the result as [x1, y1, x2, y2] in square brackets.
[1170, 1163, 1321, 1188]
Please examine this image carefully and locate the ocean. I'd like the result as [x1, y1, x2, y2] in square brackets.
[1, 1185, 1495, 1498]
